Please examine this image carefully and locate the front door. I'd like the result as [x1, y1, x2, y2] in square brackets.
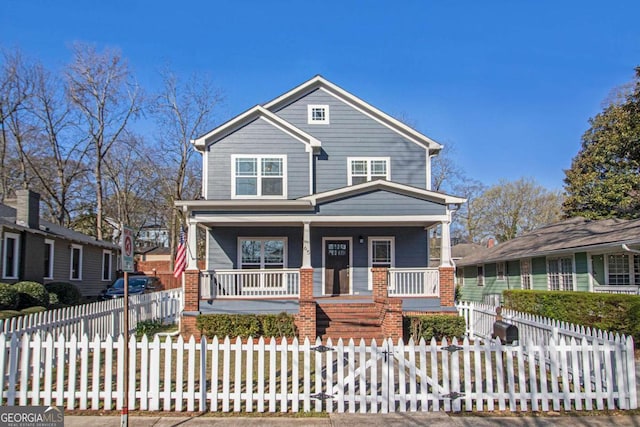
[324, 240, 350, 295]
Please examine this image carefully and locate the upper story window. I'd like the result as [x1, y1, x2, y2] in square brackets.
[2, 232, 20, 280]
[44, 239, 54, 280]
[232, 155, 286, 198]
[307, 105, 329, 124]
[348, 157, 390, 185]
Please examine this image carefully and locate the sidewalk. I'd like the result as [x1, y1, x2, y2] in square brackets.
[63, 413, 640, 427]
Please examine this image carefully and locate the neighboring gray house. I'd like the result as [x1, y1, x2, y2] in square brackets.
[1, 190, 120, 296]
[457, 217, 640, 303]
[176, 75, 466, 337]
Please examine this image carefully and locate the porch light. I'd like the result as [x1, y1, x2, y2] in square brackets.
[359, 235, 364, 244]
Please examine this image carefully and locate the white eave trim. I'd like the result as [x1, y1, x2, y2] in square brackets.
[263, 75, 443, 152]
[191, 106, 321, 152]
[300, 180, 466, 206]
[176, 199, 315, 212]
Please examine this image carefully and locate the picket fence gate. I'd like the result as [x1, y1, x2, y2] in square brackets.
[0, 332, 636, 413]
[0, 289, 183, 339]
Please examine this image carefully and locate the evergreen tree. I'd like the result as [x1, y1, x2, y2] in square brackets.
[563, 67, 640, 219]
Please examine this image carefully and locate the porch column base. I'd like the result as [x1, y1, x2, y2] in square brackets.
[296, 268, 316, 341]
[183, 269, 200, 312]
[372, 267, 403, 341]
[439, 266, 455, 307]
[180, 311, 201, 340]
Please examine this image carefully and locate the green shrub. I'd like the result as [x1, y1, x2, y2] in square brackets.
[0, 283, 18, 310]
[15, 281, 49, 309]
[20, 306, 47, 315]
[404, 314, 467, 342]
[258, 313, 297, 337]
[503, 290, 640, 344]
[196, 312, 297, 339]
[0, 310, 21, 319]
[136, 320, 164, 338]
[45, 282, 82, 306]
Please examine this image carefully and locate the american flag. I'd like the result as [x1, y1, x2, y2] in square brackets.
[173, 227, 187, 278]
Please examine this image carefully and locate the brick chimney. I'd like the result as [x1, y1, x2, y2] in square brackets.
[15, 190, 40, 229]
[487, 238, 495, 248]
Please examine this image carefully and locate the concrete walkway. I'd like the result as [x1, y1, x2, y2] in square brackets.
[63, 413, 640, 427]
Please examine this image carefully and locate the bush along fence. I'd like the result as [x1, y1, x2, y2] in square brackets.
[0, 332, 636, 413]
[0, 289, 182, 339]
[456, 301, 632, 347]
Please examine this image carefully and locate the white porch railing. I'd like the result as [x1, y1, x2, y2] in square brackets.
[388, 268, 439, 297]
[200, 269, 300, 299]
[593, 285, 640, 295]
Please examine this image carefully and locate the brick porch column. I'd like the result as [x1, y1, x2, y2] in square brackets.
[296, 268, 316, 342]
[181, 269, 201, 339]
[439, 266, 455, 307]
[382, 298, 403, 342]
[372, 267, 389, 303]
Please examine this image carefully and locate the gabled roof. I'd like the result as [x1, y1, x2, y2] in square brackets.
[0, 203, 119, 250]
[457, 217, 640, 266]
[263, 75, 442, 153]
[300, 180, 466, 206]
[192, 105, 321, 152]
[452, 243, 487, 260]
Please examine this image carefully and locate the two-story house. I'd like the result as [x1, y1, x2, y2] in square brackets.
[177, 76, 465, 341]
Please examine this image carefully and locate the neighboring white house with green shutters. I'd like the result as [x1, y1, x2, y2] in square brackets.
[456, 217, 640, 303]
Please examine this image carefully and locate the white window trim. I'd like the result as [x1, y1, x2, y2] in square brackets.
[307, 104, 330, 124]
[603, 252, 638, 286]
[231, 154, 287, 199]
[347, 157, 391, 185]
[321, 237, 353, 296]
[2, 232, 20, 280]
[496, 261, 506, 281]
[367, 236, 395, 290]
[237, 237, 288, 269]
[546, 255, 576, 291]
[477, 265, 484, 287]
[102, 250, 113, 281]
[44, 239, 54, 280]
[520, 258, 532, 290]
[69, 244, 83, 281]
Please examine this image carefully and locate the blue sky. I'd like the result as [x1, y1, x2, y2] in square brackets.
[2, 1, 639, 191]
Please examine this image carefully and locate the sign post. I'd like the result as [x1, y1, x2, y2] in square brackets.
[120, 226, 134, 427]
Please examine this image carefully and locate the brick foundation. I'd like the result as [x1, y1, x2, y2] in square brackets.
[439, 266, 455, 307]
[180, 313, 201, 340]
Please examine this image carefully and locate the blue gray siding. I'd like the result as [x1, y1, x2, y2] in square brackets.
[274, 89, 428, 193]
[316, 190, 446, 216]
[206, 117, 311, 199]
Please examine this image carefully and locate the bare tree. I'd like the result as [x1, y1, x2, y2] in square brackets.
[65, 43, 141, 239]
[150, 68, 222, 266]
[472, 178, 563, 242]
[452, 178, 487, 243]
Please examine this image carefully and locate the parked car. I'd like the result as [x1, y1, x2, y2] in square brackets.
[99, 275, 161, 300]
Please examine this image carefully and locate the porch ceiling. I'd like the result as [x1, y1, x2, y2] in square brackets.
[194, 215, 444, 228]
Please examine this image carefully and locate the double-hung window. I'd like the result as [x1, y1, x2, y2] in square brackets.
[233, 155, 286, 198]
[348, 157, 390, 185]
[2, 232, 20, 280]
[496, 261, 506, 280]
[102, 250, 112, 281]
[44, 239, 54, 280]
[477, 265, 484, 286]
[547, 257, 574, 291]
[70, 244, 83, 281]
[606, 253, 640, 285]
[520, 259, 531, 289]
[239, 238, 286, 270]
[369, 237, 395, 289]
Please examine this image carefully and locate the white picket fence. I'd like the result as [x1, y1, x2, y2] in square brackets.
[0, 289, 183, 339]
[456, 301, 632, 346]
[0, 332, 636, 412]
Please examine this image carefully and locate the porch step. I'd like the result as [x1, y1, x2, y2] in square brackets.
[316, 302, 384, 342]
